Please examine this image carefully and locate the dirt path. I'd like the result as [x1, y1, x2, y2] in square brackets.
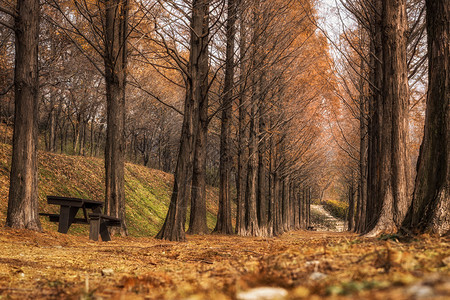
[310, 204, 346, 232]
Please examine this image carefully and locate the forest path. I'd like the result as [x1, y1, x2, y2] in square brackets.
[310, 204, 346, 232]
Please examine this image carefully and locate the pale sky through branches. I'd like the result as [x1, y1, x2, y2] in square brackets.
[316, 0, 356, 59]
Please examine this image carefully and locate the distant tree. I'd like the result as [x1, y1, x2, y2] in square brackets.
[5, 0, 42, 230]
[402, 0, 449, 236]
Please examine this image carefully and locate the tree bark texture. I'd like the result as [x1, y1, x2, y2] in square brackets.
[358, 83, 368, 233]
[273, 172, 282, 235]
[257, 104, 268, 233]
[366, 0, 383, 233]
[244, 96, 261, 236]
[157, 0, 209, 241]
[267, 129, 275, 237]
[104, 0, 128, 236]
[214, 0, 236, 235]
[6, 0, 42, 231]
[402, 0, 449, 236]
[348, 184, 355, 231]
[306, 187, 311, 228]
[235, 23, 248, 235]
[367, 0, 410, 236]
[188, 0, 210, 235]
[282, 178, 290, 232]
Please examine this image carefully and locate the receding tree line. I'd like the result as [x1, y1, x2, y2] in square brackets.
[336, 0, 448, 236]
[0, 0, 447, 241]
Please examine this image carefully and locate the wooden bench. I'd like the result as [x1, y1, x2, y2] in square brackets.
[40, 196, 121, 241]
[39, 212, 89, 224]
[88, 213, 121, 242]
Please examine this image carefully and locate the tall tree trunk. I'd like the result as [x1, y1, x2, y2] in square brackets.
[266, 125, 275, 237]
[402, 0, 449, 236]
[157, 0, 209, 241]
[214, 0, 236, 235]
[367, 0, 410, 236]
[104, 0, 128, 236]
[282, 178, 290, 232]
[305, 187, 309, 228]
[348, 184, 355, 231]
[73, 115, 80, 154]
[90, 120, 95, 156]
[277, 175, 284, 234]
[291, 182, 298, 230]
[6, 0, 42, 231]
[257, 102, 267, 233]
[236, 2, 248, 235]
[358, 81, 368, 233]
[188, 114, 208, 234]
[48, 103, 56, 152]
[366, 0, 383, 233]
[273, 169, 282, 235]
[244, 96, 261, 236]
[296, 188, 301, 230]
[354, 184, 361, 232]
[186, 0, 210, 235]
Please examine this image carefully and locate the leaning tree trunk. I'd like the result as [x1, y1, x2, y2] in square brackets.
[6, 0, 42, 231]
[214, 0, 236, 235]
[187, 0, 210, 234]
[367, 0, 410, 236]
[402, 0, 449, 236]
[104, 0, 128, 236]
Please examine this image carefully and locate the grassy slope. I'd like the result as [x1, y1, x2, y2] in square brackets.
[0, 142, 219, 237]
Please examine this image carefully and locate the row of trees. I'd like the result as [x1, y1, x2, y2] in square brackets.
[334, 0, 448, 236]
[155, 0, 334, 240]
[2, 0, 446, 240]
[1, 0, 333, 240]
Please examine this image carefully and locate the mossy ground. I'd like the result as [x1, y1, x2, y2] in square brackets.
[0, 143, 218, 237]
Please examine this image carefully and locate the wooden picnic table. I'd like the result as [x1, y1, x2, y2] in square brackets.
[40, 195, 121, 241]
[44, 195, 103, 234]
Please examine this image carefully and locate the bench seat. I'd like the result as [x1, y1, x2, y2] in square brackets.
[39, 213, 88, 224]
[88, 213, 121, 241]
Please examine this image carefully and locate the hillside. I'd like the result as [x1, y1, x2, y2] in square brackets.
[0, 142, 219, 236]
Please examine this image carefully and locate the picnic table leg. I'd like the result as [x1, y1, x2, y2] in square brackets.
[58, 206, 79, 234]
[89, 215, 100, 241]
[99, 221, 112, 242]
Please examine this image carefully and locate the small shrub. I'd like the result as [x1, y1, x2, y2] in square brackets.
[323, 199, 348, 220]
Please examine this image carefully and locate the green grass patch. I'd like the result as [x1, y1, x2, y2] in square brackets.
[323, 199, 348, 220]
[0, 142, 219, 237]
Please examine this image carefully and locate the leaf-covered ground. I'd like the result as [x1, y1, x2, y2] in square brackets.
[0, 228, 449, 300]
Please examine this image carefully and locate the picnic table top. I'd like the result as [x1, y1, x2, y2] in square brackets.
[47, 195, 103, 208]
